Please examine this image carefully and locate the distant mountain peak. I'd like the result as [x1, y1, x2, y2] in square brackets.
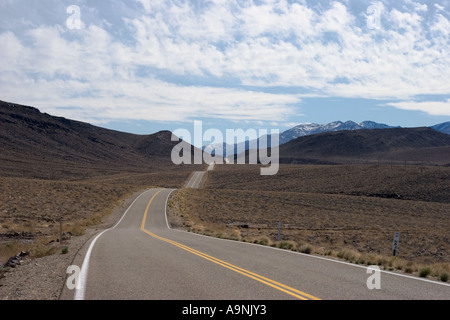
[279, 126, 450, 165]
[279, 120, 397, 144]
[431, 121, 450, 135]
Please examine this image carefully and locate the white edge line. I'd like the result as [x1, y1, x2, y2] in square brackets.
[73, 189, 156, 300]
[163, 189, 450, 288]
[164, 189, 178, 230]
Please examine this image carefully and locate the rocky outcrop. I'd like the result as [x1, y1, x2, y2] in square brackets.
[5, 251, 29, 268]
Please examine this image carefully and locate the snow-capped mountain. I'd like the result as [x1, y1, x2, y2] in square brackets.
[204, 120, 449, 160]
[279, 121, 398, 144]
[205, 121, 398, 160]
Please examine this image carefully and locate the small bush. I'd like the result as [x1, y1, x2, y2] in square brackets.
[32, 245, 57, 258]
[365, 254, 378, 266]
[405, 267, 414, 274]
[440, 273, 449, 282]
[299, 245, 312, 254]
[419, 267, 432, 278]
[61, 246, 69, 254]
[378, 257, 389, 267]
[337, 249, 356, 262]
[278, 241, 296, 251]
[256, 237, 269, 246]
[68, 224, 86, 236]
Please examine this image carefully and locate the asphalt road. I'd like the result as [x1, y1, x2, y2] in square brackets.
[185, 171, 205, 189]
[60, 185, 450, 300]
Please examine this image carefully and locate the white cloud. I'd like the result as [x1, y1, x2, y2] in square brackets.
[405, 0, 428, 12]
[1, 75, 299, 123]
[431, 13, 450, 34]
[0, 31, 28, 72]
[386, 100, 450, 116]
[1, 0, 449, 121]
[124, 0, 450, 98]
[434, 3, 445, 11]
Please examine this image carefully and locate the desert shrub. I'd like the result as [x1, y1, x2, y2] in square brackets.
[378, 257, 389, 267]
[61, 246, 69, 254]
[254, 237, 270, 246]
[68, 223, 86, 236]
[337, 249, 357, 262]
[278, 241, 296, 251]
[227, 233, 241, 241]
[32, 245, 57, 258]
[440, 273, 448, 282]
[405, 267, 414, 274]
[365, 254, 379, 266]
[419, 267, 432, 278]
[298, 245, 312, 254]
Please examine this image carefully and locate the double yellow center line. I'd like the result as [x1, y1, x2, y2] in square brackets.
[141, 190, 320, 301]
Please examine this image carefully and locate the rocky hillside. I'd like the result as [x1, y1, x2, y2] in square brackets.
[278, 127, 450, 165]
[0, 100, 201, 179]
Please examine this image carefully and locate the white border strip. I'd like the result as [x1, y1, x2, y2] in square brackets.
[74, 189, 156, 300]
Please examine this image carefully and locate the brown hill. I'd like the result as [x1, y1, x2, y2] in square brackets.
[278, 127, 450, 165]
[0, 100, 202, 179]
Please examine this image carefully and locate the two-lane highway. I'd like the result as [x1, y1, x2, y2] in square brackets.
[61, 186, 450, 300]
[185, 171, 205, 189]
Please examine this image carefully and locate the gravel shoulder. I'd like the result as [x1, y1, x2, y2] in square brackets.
[0, 190, 145, 300]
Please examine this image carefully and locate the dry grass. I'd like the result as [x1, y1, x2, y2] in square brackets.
[0, 169, 195, 264]
[168, 164, 450, 282]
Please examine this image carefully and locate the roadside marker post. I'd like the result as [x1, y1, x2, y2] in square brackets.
[392, 232, 400, 256]
[60, 217, 63, 244]
[278, 221, 281, 242]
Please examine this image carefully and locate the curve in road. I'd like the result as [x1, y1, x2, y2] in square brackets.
[61, 173, 450, 300]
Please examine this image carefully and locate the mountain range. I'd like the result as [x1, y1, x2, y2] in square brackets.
[279, 121, 400, 144]
[214, 120, 449, 159]
[278, 126, 450, 165]
[1, 100, 449, 173]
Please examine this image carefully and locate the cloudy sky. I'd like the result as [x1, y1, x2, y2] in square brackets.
[1, 0, 449, 139]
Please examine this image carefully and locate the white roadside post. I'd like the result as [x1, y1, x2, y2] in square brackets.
[392, 232, 400, 256]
